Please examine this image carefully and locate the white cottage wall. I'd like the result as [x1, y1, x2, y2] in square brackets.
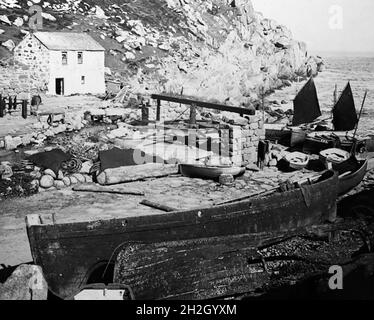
[48, 50, 105, 95]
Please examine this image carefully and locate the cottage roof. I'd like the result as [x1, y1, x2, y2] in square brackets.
[32, 32, 105, 51]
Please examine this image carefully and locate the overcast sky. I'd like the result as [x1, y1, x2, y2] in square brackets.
[251, 0, 374, 55]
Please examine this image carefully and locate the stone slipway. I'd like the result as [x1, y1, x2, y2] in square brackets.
[0, 166, 316, 266]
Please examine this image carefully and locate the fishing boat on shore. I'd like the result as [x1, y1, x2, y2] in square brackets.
[265, 77, 322, 147]
[318, 147, 368, 195]
[25, 170, 338, 299]
[303, 83, 368, 155]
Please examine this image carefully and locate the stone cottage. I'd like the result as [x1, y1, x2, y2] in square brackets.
[13, 32, 106, 96]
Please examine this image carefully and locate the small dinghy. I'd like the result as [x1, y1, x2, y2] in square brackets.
[179, 163, 245, 179]
[320, 148, 350, 166]
[284, 152, 310, 170]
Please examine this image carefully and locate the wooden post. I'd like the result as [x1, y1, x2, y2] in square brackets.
[156, 99, 161, 122]
[13, 96, 17, 110]
[22, 100, 28, 119]
[350, 90, 368, 155]
[189, 103, 197, 127]
[261, 87, 265, 125]
[0, 94, 4, 118]
[8, 96, 12, 111]
[141, 103, 149, 123]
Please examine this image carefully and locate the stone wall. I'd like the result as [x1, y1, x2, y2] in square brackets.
[0, 34, 50, 96]
[13, 33, 50, 79]
[0, 65, 48, 96]
[222, 114, 264, 166]
[144, 100, 264, 166]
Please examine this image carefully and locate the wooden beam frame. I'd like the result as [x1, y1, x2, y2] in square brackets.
[151, 93, 252, 116]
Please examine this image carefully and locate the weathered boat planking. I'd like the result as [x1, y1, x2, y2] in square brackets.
[338, 159, 368, 196]
[26, 171, 338, 299]
[114, 236, 270, 300]
[113, 221, 373, 300]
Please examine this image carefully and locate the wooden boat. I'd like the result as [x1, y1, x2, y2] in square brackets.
[264, 124, 306, 148]
[113, 219, 374, 300]
[114, 227, 374, 300]
[284, 151, 310, 170]
[303, 131, 367, 155]
[303, 83, 366, 155]
[179, 163, 245, 179]
[264, 123, 291, 145]
[320, 148, 350, 165]
[113, 235, 274, 300]
[289, 126, 308, 148]
[264, 77, 322, 147]
[337, 159, 368, 196]
[26, 170, 338, 299]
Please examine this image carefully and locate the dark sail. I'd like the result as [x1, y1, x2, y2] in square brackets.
[292, 77, 322, 126]
[332, 82, 357, 131]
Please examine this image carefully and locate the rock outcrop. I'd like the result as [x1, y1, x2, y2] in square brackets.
[0, 264, 48, 300]
[0, 0, 322, 104]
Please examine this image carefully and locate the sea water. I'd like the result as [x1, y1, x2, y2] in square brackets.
[267, 53, 374, 136]
[316, 55, 374, 135]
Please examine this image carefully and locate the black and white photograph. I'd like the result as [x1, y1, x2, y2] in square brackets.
[0, 0, 373, 305]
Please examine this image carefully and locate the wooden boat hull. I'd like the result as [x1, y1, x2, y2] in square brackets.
[264, 124, 291, 145]
[114, 235, 271, 300]
[264, 125, 307, 147]
[26, 171, 338, 299]
[290, 127, 308, 147]
[338, 160, 368, 196]
[303, 131, 367, 155]
[179, 164, 245, 179]
[114, 227, 374, 300]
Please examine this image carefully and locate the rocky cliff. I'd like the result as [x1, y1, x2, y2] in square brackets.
[0, 0, 323, 104]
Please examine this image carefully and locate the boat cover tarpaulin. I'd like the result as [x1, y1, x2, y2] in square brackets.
[28, 149, 72, 175]
[292, 77, 322, 126]
[333, 82, 358, 131]
[99, 147, 165, 171]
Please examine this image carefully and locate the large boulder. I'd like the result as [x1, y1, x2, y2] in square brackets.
[0, 15, 11, 25]
[40, 175, 54, 188]
[0, 265, 48, 300]
[4, 135, 22, 150]
[0, 163, 13, 179]
[1, 39, 16, 51]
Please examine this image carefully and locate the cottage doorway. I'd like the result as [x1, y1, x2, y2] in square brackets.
[55, 78, 64, 95]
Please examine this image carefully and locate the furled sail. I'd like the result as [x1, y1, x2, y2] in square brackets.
[332, 82, 358, 131]
[292, 77, 322, 126]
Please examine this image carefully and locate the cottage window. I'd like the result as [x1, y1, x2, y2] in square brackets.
[62, 51, 67, 65]
[78, 52, 83, 64]
[81, 76, 85, 84]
